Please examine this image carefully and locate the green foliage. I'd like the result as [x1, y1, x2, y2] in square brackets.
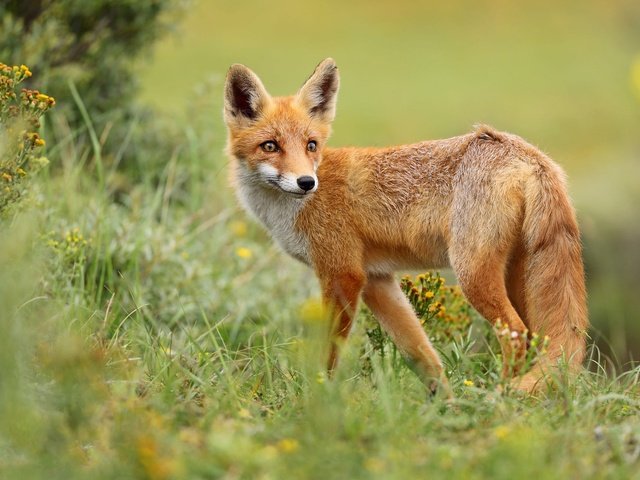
[1, 2, 639, 478]
[400, 273, 474, 341]
[0, 0, 183, 120]
[0, 0, 188, 183]
[1, 106, 639, 480]
[2, 195, 640, 479]
[0, 62, 53, 216]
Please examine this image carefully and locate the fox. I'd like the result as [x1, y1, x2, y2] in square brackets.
[223, 58, 588, 395]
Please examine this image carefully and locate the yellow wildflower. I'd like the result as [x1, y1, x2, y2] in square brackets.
[277, 438, 299, 453]
[235, 246, 252, 259]
[1, 173, 12, 182]
[17, 168, 26, 176]
[463, 379, 474, 387]
[424, 291, 435, 299]
[300, 297, 329, 323]
[494, 425, 510, 439]
[229, 220, 248, 237]
[35, 138, 46, 147]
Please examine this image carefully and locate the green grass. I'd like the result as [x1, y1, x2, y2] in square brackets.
[1, 1, 640, 478]
[1, 105, 639, 478]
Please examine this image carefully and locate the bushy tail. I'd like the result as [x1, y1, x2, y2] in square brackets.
[521, 157, 588, 378]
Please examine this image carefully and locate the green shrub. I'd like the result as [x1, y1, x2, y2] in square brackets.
[0, 0, 184, 121]
[0, 0, 188, 183]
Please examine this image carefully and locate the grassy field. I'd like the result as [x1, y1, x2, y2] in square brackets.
[1, 1, 640, 479]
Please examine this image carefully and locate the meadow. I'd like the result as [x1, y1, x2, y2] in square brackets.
[1, 1, 640, 479]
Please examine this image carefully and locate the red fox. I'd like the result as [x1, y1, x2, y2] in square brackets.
[223, 58, 588, 395]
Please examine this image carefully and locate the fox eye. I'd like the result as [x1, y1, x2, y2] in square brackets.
[307, 140, 317, 152]
[261, 141, 279, 152]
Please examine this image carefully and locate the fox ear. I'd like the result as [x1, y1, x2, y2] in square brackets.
[297, 58, 340, 122]
[224, 64, 270, 124]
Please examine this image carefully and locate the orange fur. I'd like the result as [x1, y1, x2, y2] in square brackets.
[223, 59, 588, 395]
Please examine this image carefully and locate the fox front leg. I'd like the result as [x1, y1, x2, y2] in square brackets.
[319, 270, 366, 373]
[362, 274, 452, 398]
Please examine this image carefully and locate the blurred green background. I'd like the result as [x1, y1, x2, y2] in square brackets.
[141, 0, 640, 363]
[2, 1, 640, 478]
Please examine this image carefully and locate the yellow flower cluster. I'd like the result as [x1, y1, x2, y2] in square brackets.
[0, 63, 33, 105]
[0, 63, 54, 216]
[47, 228, 90, 257]
[0, 63, 31, 81]
[400, 273, 472, 341]
[21, 88, 56, 111]
[24, 131, 46, 148]
[14, 64, 32, 79]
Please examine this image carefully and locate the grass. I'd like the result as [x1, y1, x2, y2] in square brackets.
[1, 106, 639, 479]
[1, 1, 640, 478]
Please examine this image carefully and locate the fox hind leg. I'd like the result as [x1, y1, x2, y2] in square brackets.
[449, 164, 531, 379]
[450, 246, 529, 379]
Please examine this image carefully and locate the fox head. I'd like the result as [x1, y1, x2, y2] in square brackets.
[223, 58, 339, 196]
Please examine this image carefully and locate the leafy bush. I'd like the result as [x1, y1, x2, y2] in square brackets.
[0, 0, 188, 182]
[0, 0, 184, 121]
[0, 62, 54, 216]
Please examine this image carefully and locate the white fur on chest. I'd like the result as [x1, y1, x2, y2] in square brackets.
[236, 178, 310, 264]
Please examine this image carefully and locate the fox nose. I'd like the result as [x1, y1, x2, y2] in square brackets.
[297, 176, 316, 192]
